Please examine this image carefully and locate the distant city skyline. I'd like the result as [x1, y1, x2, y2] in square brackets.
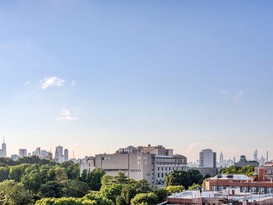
[2, 138, 271, 164]
[1, 1, 273, 162]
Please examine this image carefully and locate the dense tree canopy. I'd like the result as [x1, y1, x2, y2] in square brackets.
[0, 180, 33, 205]
[80, 168, 105, 191]
[165, 185, 184, 194]
[130, 193, 158, 205]
[0, 157, 210, 205]
[220, 165, 255, 176]
[164, 170, 203, 189]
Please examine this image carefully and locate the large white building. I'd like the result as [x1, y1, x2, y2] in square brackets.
[80, 145, 187, 186]
[199, 149, 216, 168]
[80, 156, 96, 174]
[96, 152, 155, 185]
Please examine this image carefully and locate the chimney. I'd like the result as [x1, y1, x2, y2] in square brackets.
[258, 167, 265, 181]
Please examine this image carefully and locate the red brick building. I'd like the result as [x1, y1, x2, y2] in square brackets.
[205, 173, 273, 193]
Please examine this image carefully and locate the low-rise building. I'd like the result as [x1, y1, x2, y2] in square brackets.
[234, 155, 259, 167]
[205, 173, 273, 193]
[79, 156, 96, 174]
[167, 189, 273, 205]
[256, 161, 273, 181]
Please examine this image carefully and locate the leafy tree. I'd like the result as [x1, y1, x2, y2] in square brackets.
[35, 197, 96, 205]
[120, 185, 136, 205]
[220, 165, 255, 177]
[100, 172, 130, 187]
[0, 157, 16, 166]
[116, 195, 127, 205]
[100, 184, 123, 202]
[17, 156, 56, 166]
[134, 179, 151, 193]
[39, 181, 64, 198]
[60, 161, 80, 180]
[101, 175, 114, 186]
[21, 168, 42, 193]
[40, 164, 51, 184]
[165, 170, 203, 189]
[131, 193, 157, 205]
[81, 168, 105, 191]
[80, 169, 89, 182]
[48, 166, 68, 182]
[0, 180, 33, 205]
[0, 167, 9, 182]
[83, 192, 114, 205]
[153, 188, 168, 203]
[188, 170, 203, 185]
[165, 185, 184, 194]
[8, 164, 28, 182]
[188, 183, 202, 190]
[114, 172, 129, 184]
[62, 180, 90, 197]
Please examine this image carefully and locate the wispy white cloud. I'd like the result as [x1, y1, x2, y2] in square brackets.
[220, 90, 245, 102]
[220, 90, 230, 100]
[71, 80, 76, 86]
[57, 108, 78, 121]
[40, 76, 65, 89]
[25, 79, 31, 86]
[233, 90, 244, 102]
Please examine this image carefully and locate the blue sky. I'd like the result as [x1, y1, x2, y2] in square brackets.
[1, 1, 273, 161]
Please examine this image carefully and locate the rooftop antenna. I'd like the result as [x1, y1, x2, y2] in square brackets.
[3, 136, 5, 143]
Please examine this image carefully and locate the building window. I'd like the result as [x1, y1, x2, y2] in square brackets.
[158, 173, 160, 178]
[161, 173, 164, 178]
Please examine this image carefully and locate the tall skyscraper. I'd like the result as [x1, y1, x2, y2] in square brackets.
[64, 149, 69, 161]
[199, 149, 216, 168]
[33, 147, 41, 157]
[54, 146, 68, 163]
[0, 137, 7, 158]
[55, 145, 63, 163]
[253, 149, 258, 161]
[219, 151, 224, 166]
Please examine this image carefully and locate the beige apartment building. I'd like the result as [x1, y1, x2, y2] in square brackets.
[93, 145, 187, 186]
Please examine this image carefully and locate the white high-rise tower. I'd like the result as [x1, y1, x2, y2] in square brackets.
[219, 151, 224, 166]
[199, 149, 216, 168]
